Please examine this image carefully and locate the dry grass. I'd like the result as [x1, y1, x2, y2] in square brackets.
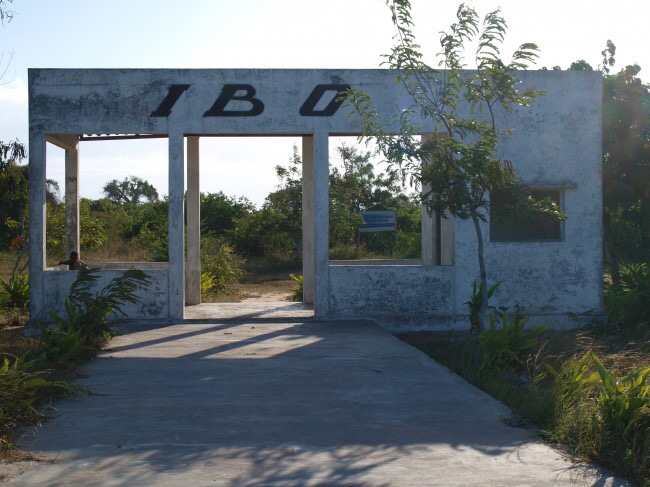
[204, 279, 295, 303]
[401, 325, 649, 486]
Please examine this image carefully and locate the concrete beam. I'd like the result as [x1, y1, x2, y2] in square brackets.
[45, 134, 79, 151]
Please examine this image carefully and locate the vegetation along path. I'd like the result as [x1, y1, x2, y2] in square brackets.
[5, 319, 627, 486]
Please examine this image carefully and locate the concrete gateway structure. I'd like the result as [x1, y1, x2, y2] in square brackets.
[28, 68, 603, 330]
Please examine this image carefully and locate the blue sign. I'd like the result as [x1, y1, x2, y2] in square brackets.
[359, 211, 397, 233]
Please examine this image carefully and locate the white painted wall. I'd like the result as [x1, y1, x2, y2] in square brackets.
[29, 69, 602, 329]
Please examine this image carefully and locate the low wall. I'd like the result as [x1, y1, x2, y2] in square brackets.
[328, 263, 456, 329]
[36, 268, 169, 322]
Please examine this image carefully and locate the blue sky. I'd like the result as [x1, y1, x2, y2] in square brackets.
[1, 0, 648, 205]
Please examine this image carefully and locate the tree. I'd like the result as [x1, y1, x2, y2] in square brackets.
[200, 191, 254, 238]
[103, 176, 159, 205]
[0, 140, 27, 252]
[602, 62, 650, 274]
[265, 143, 420, 258]
[46, 198, 107, 260]
[345, 1, 565, 331]
[569, 43, 650, 282]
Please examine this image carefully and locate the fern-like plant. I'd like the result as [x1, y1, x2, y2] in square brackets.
[479, 310, 546, 372]
[289, 273, 303, 302]
[0, 355, 72, 437]
[48, 267, 151, 338]
[0, 273, 29, 310]
[466, 280, 501, 334]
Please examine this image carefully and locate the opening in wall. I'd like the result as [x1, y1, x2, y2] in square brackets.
[490, 188, 563, 242]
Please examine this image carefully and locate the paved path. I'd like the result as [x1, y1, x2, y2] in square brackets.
[5, 320, 626, 486]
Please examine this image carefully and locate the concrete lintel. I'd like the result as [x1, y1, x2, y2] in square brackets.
[45, 134, 80, 151]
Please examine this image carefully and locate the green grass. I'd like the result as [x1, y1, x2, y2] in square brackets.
[400, 328, 650, 486]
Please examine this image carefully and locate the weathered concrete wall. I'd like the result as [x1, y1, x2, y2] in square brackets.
[28, 69, 434, 135]
[328, 264, 456, 329]
[451, 71, 603, 329]
[36, 269, 169, 323]
[29, 68, 602, 328]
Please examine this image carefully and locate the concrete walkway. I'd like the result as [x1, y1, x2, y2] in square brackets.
[6, 320, 626, 486]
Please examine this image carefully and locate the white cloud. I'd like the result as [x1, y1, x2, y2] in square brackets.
[0, 76, 27, 104]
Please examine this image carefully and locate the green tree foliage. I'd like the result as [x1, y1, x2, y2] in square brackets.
[266, 145, 304, 246]
[329, 144, 420, 256]
[0, 140, 28, 250]
[200, 191, 254, 239]
[230, 206, 295, 257]
[103, 176, 159, 205]
[603, 64, 650, 270]
[46, 198, 107, 259]
[570, 42, 650, 279]
[240, 143, 420, 259]
[200, 236, 244, 294]
[345, 1, 565, 330]
[130, 200, 169, 261]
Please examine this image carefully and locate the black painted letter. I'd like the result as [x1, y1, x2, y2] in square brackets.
[150, 84, 191, 117]
[203, 84, 264, 117]
[299, 84, 351, 116]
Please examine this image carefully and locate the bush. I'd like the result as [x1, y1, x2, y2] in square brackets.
[0, 355, 73, 441]
[547, 352, 650, 486]
[0, 273, 29, 310]
[605, 262, 650, 335]
[37, 323, 90, 364]
[289, 273, 303, 302]
[201, 237, 244, 294]
[478, 310, 547, 373]
[466, 280, 501, 333]
[229, 207, 295, 257]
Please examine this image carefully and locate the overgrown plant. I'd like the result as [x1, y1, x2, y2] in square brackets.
[289, 273, 303, 302]
[478, 310, 547, 372]
[344, 1, 566, 329]
[37, 322, 89, 363]
[201, 271, 217, 297]
[200, 237, 244, 294]
[466, 280, 500, 333]
[547, 352, 650, 485]
[604, 261, 650, 335]
[0, 355, 73, 442]
[0, 272, 28, 310]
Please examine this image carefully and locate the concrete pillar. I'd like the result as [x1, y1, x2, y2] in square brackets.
[301, 136, 315, 304]
[420, 133, 455, 266]
[63, 135, 80, 258]
[420, 134, 438, 265]
[186, 136, 201, 305]
[168, 130, 185, 319]
[312, 129, 329, 317]
[440, 209, 455, 265]
[28, 132, 47, 323]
